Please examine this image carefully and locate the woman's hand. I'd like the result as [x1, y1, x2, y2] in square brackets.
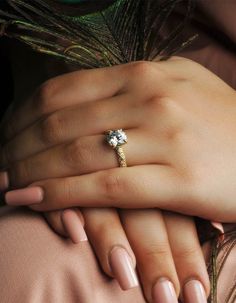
[44, 207, 210, 303]
[1, 57, 236, 221]
[0, 56, 215, 302]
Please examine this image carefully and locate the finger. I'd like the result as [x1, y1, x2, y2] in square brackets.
[4, 165, 185, 211]
[164, 212, 210, 303]
[1, 93, 143, 166]
[43, 210, 68, 238]
[7, 130, 169, 188]
[82, 208, 139, 290]
[6, 161, 229, 220]
[43, 208, 86, 242]
[4, 164, 228, 219]
[120, 209, 180, 303]
[1, 64, 128, 142]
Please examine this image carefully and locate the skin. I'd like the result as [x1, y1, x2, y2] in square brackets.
[1, 56, 236, 301]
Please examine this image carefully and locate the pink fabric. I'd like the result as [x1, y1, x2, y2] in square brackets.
[0, 206, 145, 303]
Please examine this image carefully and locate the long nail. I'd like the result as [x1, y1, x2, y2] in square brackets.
[61, 209, 88, 243]
[0, 171, 9, 192]
[5, 186, 44, 205]
[183, 280, 207, 303]
[152, 278, 178, 303]
[109, 247, 139, 290]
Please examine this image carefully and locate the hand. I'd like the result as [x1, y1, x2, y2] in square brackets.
[45, 207, 210, 302]
[0, 57, 212, 302]
[1, 57, 236, 221]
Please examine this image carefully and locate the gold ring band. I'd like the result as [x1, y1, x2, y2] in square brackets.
[115, 146, 127, 167]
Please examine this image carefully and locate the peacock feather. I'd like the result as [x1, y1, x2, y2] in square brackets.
[208, 231, 236, 303]
[0, 0, 196, 68]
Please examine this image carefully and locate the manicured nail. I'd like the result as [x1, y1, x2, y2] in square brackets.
[211, 221, 225, 240]
[61, 209, 88, 243]
[5, 186, 44, 206]
[183, 280, 207, 303]
[211, 221, 224, 234]
[109, 247, 139, 290]
[152, 278, 178, 303]
[0, 171, 9, 192]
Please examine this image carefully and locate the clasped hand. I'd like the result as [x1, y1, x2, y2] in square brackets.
[1, 57, 236, 302]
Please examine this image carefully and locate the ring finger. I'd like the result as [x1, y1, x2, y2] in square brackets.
[5, 129, 169, 189]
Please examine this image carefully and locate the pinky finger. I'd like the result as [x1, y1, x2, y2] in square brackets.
[44, 208, 87, 243]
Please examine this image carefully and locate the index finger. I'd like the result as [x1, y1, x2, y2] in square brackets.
[1, 63, 128, 142]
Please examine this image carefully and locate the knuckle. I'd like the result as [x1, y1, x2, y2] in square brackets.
[147, 96, 183, 140]
[174, 246, 199, 261]
[140, 243, 181, 296]
[64, 138, 91, 171]
[143, 243, 170, 260]
[39, 113, 62, 145]
[128, 61, 157, 80]
[34, 79, 58, 115]
[169, 55, 193, 65]
[103, 171, 124, 202]
[61, 178, 74, 203]
[148, 96, 176, 114]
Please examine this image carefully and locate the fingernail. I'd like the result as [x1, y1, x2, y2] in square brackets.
[5, 186, 44, 205]
[211, 221, 224, 234]
[61, 209, 88, 243]
[183, 280, 207, 303]
[152, 278, 178, 303]
[211, 221, 225, 241]
[109, 247, 139, 290]
[0, 171, 9, 192]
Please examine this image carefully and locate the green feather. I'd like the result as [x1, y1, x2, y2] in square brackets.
[0, 0, 195, 68]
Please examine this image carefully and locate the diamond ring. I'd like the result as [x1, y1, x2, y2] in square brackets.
[105, 129, 128, 167]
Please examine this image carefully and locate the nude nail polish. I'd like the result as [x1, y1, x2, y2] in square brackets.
[152, 278, 178, 303]
[183, 280, 207, 303]
[5, 186, 44, 206]
[0, 171, 9, 192]
[61, 209, 88, 243]
[109, 247, 139, 290]
[211, 221, 224, 234]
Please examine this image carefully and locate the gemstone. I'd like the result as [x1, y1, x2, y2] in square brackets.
[106, 129, 127, 148]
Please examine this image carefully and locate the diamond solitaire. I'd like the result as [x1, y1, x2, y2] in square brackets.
[106, 129, 128, 148]
[105, 129, 128, 167]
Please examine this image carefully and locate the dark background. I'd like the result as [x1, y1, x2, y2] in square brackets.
[0, 37, 13, 120]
